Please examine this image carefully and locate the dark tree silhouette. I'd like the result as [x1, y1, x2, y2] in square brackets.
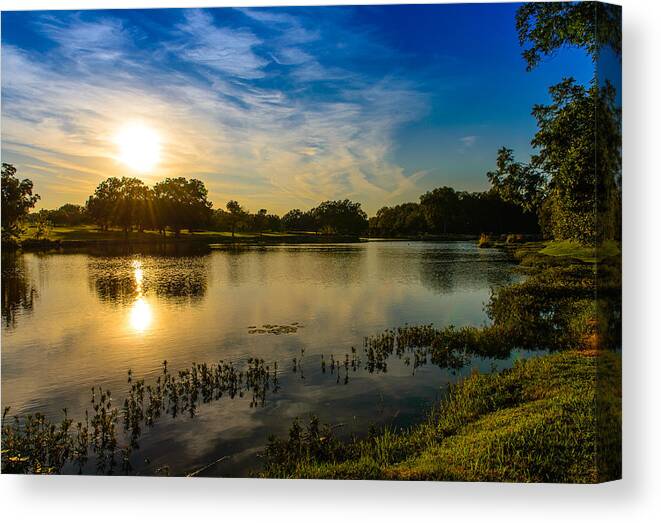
[225, 200, 247, 237]
[1, 163, 40, 240]
[310, 199, 368, 235]
[152, 178, 212, 237]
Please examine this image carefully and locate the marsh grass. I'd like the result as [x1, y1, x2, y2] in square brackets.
[2, 358, 279, 474]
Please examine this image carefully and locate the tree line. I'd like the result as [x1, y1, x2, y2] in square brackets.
[7, 166, 536, 239]
[5, 171, 371, 238]
[370, 188, 538, 237]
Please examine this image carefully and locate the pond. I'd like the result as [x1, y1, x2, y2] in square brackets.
[1, 241, 534, 476]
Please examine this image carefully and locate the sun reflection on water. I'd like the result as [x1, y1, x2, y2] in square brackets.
[130, 297, 153, 332]
[128, 259, 153, 333]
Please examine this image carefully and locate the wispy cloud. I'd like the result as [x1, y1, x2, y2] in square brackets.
[2, 8, 429, 213]
[172, 9, 268, 79]
[36, 14, 134, 63]
[459, 135, 478, 147]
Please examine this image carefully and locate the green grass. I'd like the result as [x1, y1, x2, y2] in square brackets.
[21, 224, 163, 241]
[261, 350, 621, 483]
[539, 240, 620, 263]
[18, 225, 332, 245]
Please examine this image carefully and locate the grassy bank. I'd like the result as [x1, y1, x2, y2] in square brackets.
[261, 350, 621, 483]
[539, 240, 620, 263]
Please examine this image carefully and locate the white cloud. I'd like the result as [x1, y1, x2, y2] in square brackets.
[173, 9, 268, 79]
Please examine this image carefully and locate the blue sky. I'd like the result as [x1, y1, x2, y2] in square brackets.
[1, 4, 593, 214]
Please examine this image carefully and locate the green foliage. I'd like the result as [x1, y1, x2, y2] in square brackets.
[370, 202, 426, 237]
[489, 3, 623, 246]
[281, 208, 315, 231]
[222, 200, 248, 237]
[1, 163, 40, 240]
[487, 147, 546, 214]
[419, 186, 460, 234]
[533, 79, 620, 244]
[212, 204, 281, 236]
[539, 239, 620, 263]
[516, 2, 621, 71]
[488, 78, 621, 246]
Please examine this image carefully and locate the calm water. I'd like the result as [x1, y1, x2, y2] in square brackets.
[1, 241, 531, 476]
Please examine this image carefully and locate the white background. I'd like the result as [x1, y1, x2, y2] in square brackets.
[0, 0, 659, 521]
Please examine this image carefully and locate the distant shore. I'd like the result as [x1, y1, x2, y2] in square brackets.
[4, 225, 494, 252]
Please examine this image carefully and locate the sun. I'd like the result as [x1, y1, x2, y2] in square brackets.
[114, 122, 161, 173]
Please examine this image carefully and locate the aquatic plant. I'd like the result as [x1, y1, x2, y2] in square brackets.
[2, 357, 279, 474]
[248, 323, 303, 335]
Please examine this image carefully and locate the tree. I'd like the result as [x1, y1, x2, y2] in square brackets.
[152, 178, 212, 236]
[492, 3, 623, 245]
[530, 78, 620, 244]
[282, 209, 315, 231]
[419, 187, 460, 234]
[516, 1, 621, 71]
[86, 177, 152, 233]
[265, 213, 282, 232]
[370, 203, 427, 237]
[487, 147, 546, 215]
[310, 199, 368, 235]
[225, 200, 247, 237]
[2, 163, 40, 240]
[86, 177, 123, 231]
[49, 204, 88, 226]
[115, 178, 151, 233]
[253, 208, 268, 237]
[370, 190, 538, 238]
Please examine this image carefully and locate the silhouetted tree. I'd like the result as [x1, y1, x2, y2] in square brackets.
[282, 209, 315, 231]
[310, 199, 368, 235]
[419, 187, 460, 234]
[2, 163, 40, 240]
[86, 177, 122, 231]
[370, 189, 538, 237]
[225, 200, 248, 237]
[253, 208, 268, 237]
[50, 204, 88, 226]
[152, 178, 212, 237]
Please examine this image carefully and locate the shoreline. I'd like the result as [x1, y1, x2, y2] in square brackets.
[4, 232, 494, 253]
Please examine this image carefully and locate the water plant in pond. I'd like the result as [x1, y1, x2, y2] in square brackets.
[2, 357, 280, 474]
[248, 323, 303, 335]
